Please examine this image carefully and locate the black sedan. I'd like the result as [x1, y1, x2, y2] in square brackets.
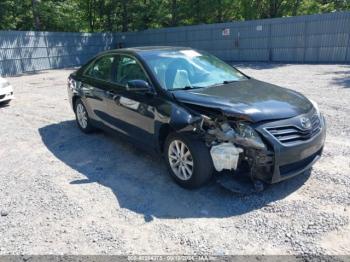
[67, 46, 326, 189]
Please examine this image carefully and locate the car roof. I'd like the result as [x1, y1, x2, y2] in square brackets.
[100, 46, 192, 56]
[124, 46, 189, 52]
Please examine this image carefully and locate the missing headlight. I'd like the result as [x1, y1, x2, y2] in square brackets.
[233, 122, 266, 150]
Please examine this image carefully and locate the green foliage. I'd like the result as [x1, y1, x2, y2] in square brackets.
[0, 0, 32, 30]
[0, 0, 349, 32]
[38, 0, 86, 32]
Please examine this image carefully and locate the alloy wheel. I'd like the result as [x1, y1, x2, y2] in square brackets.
[168, 139, 194, 180]
[76, 103, 88, 129]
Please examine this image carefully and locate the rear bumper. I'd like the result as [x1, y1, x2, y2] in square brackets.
[254, 113, 326, 184]
[0, 85, 14, 102]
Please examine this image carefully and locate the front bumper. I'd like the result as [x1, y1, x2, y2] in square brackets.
[254, 112, 326, 184]
[0, 85, 14, 102]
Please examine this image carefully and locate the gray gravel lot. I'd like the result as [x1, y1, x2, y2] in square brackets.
[0, 63, 349, 255]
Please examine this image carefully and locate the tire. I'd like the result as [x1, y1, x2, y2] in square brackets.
[74, 98, 94, 133]
[164, 132, 214, 189]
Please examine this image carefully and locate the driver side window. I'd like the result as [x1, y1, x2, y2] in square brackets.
[114, 55, 148, 86]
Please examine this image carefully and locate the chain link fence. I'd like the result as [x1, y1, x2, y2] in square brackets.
[0, 31, 115, 76]
[1, 12, 349, 76]
[118, 12, 350, 63]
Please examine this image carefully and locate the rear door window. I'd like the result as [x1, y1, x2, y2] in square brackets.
[86, 55, 115, 81]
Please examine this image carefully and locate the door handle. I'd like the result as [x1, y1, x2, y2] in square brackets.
[106, 90, 115, 97]
[81, 84, 93, 90]
[106, 90, 120, 101]
[81, 84, 93, 95]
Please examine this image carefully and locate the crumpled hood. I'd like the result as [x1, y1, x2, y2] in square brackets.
[172, 79, 313, 122]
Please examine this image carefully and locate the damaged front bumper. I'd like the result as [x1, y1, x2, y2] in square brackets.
[252, 112, 326, 184]
[205, 109, 326, 185]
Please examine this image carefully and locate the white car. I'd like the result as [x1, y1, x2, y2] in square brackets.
[0, 77, 14, 105]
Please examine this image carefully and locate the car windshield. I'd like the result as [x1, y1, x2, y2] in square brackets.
[140, 49, 248, 90]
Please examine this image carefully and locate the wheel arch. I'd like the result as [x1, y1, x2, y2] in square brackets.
[156, 105, 204, 152]
[157, 123, 175, 153]
[72, 95, 80, 112]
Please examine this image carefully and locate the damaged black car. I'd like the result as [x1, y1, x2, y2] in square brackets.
[67, 46, 326, 190]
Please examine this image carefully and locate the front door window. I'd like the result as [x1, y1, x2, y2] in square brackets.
[115, 56, 148, 86]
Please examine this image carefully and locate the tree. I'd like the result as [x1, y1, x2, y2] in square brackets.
[121, 0, 128, 32]
[31, 0, 41, 30]
[0, 0, 349, 32]
[0, 0, 15, 30]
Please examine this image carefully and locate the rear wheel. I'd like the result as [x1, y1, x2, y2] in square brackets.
[164, 132, 213, 189]
[74, 99, 94, 133]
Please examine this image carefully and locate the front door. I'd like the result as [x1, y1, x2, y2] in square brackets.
[105, 54, 157, 146]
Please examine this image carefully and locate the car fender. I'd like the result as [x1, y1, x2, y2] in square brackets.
[69, 77, 95, 120]
[168, 103, 203, 133]
[154, 102, 203, 152]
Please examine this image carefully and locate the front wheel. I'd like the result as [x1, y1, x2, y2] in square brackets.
[74, 99, 94, 133]
[164, 132, 214, 189]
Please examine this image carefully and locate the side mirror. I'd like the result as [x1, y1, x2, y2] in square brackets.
[126, 80, 151, 92]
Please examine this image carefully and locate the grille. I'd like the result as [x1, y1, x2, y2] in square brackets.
[266, 114, 321, 145]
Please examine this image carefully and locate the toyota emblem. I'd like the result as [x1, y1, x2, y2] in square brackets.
[300, 117, 312, 129]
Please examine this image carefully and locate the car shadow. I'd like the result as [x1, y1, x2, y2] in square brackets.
[38, 120, 311, 220]
[331, 71, 350, 88]
[317, 66, 350, 89]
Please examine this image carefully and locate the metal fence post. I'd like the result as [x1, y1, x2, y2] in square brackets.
[302, 19, 308, 63]
[44, 32, 52, 69]
[18, 33, 25, 75]
[345, 31, 350, 62]
[268, 23, 272, 62]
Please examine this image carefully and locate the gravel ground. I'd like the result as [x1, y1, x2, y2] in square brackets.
[0, 63, 349, 255]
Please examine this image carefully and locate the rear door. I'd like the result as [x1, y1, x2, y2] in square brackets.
[80, 55, 115, 125]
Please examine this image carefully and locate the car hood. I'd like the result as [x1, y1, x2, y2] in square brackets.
[172, 79, 313, 122]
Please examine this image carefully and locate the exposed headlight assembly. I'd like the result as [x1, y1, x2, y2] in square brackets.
[234, 122, 266, 150]
[206, 118, 266, 150]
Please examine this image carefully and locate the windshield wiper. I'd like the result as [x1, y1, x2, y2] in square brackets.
[172, 81, 238, 91]
[205, 80, 240, 88]
[173, 85, 205, 91]
[223, 80, 239, 84]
